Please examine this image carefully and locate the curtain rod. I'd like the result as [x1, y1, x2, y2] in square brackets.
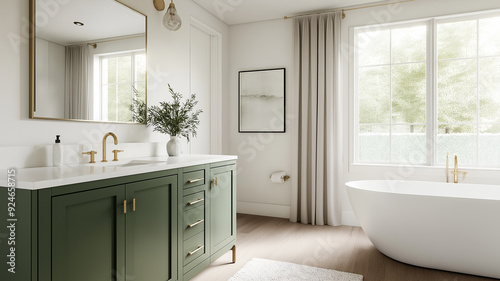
[284, 0, 416, 20]
[87, 34, 145, 49]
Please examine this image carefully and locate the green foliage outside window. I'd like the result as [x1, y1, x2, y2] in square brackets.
[356, 15, 500, 167]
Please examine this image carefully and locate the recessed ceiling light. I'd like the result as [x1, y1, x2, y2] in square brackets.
[74, 21, 84, 26]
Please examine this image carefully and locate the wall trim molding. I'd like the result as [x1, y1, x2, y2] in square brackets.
[190, 16, 223, 154]
[237, 201, 291, 219]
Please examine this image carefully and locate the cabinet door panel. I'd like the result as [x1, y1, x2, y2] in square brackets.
[126, 176, 177, 281]
[52, 186, 125, 281]
[210, 165, 236, 253]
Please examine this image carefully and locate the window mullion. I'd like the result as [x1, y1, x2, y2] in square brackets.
[100, 57, 108, 121]
[115, 59, 119, 121]
[353, 30, 360, 164]
[131, 53, 136, 121]
[389, 30, 393, 164]
[428, 19, 438, 166]
[100, 57, 104, 121]
[476, 19, 480, 166]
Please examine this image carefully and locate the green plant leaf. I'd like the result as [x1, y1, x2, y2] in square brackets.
[146, 84, 203, 141]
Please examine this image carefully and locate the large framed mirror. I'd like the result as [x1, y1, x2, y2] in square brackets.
[29, 0, 147, 123]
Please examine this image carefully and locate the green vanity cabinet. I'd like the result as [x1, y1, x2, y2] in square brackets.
[125, 176, 178, 281]
[180, 161, 237, 281]
[0, 157, 236, 281]
[0, 188, 35, 281]
[42, 173, 178, 281]
[179, 165, 211, 279]
[51, 185, 126, 281]
[210, 163, 236, 258]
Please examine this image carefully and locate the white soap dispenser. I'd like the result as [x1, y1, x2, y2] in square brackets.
[53, 135, 63, 167]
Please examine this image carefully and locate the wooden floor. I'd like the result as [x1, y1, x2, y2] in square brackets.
[192, 214, 495, 281]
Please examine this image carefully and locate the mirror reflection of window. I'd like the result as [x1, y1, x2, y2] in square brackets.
[30, 0, 146, 123]
[97, 51, 146, 122]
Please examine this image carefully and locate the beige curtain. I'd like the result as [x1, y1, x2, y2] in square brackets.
[65, 44, 89, 119]
[291, 12, 342, 226]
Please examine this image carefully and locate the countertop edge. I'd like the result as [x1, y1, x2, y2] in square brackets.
[0, 155, 237, 190]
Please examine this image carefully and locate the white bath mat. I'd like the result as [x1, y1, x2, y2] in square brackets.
[228, 258, 363, 281]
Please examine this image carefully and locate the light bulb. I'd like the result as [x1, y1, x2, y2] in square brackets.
[163, 2, 182, 31]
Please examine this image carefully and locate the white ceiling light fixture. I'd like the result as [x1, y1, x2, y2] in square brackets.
[154, 0, 182, 31]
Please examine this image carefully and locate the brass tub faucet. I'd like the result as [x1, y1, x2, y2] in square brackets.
[446, 152, 467, 183]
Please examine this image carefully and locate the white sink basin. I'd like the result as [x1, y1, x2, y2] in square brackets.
[86, 160, 166, 168]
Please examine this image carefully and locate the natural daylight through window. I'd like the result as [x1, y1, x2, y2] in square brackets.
[99, 51, 146, 122]
[354, 11, 500, 168]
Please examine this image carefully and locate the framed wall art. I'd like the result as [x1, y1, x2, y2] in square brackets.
[238, 68, 286, 133]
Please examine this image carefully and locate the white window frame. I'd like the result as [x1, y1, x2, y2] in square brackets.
[350, 9, 500, 169]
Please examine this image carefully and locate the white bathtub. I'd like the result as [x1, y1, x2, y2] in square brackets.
[346, 180, 500, 279]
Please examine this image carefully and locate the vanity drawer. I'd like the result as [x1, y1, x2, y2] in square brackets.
[183, 231, 206, 266]
[183, 191, 205, 211]
[183, 206, 205, 240]
[183, 169, 206, 189]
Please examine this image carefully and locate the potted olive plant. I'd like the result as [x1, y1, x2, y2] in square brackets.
[146, 84, 203, 156]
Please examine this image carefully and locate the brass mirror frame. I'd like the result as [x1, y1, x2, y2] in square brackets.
[29, 0, 148, 124]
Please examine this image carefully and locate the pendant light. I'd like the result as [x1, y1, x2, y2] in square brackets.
[163, 0, 182, 31]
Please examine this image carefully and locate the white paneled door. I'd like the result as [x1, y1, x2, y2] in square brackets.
[189, 18, 222, 155]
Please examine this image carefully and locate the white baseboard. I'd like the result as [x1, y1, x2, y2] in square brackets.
[237, 203, 359, 226]
[237, 201, 290, 219]
[342, 211, 360, 227]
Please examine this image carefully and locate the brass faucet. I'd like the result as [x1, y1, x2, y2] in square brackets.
[102, 132, 118, 162]
[82, 151, 97, 163]
[446, 152, 467, 183]
[112, 149, 124, 161]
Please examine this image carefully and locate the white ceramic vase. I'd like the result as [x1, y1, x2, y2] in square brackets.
[166, 135, 182, 156]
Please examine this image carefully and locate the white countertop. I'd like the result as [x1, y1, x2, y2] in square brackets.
[0, 154, 237, 190]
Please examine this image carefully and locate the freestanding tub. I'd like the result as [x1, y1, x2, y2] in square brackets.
[346, 180, 500, 279]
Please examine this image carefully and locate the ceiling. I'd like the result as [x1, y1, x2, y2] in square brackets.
[192, 0, 384, 25]
[36, 0, 145, 45]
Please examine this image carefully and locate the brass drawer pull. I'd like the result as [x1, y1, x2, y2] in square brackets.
[188, 245, 204, 256]
[188, 219, 204, 228]
[187, 177, 204, 184]
[123, 200, 127, 214]
[132, 198, 136, 211]
[187, 198, 204, 205]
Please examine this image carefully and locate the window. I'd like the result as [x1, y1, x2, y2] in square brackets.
[99, 51, 146, 122]
[356, 23, 428, 164]
[354, 12, 500, 168]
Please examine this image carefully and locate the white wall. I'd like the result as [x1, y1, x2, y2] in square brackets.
[341, 0, 500, 226]
[224, 0, 500, 223]
[228, 19, 294, 218]
[189, 24, 213, 154]
[6, 0, 500, 224]
[35, 38, 65, 118]
[0, 0, 228, 154]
